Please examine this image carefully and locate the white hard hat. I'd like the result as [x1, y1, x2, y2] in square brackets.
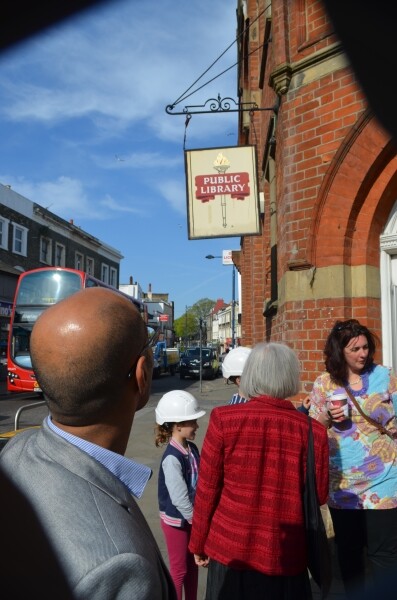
[222, 346, 252, 379]
[155, 390, 206, 425]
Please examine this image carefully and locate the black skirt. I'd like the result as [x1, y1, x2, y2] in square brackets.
[205, 559, 313, 600]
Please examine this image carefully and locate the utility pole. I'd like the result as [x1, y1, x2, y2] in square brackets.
[231, 265, 236, 348]
[185, 306, 187, 351]
[185, 305, 191, 351]
[199, 317, 203, 392]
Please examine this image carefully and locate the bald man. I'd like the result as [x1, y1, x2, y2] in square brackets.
[0, 288, 176, 600]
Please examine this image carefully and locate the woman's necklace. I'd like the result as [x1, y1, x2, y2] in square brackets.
[346, 370, 369, 397]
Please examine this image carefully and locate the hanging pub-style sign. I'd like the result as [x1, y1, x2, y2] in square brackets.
[184, 145, 261, 239]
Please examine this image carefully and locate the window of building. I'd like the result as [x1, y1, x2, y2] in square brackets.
[259, 18, 272, 89]
[75, 252, 84, 271]
[109, 267, 117, 288]
[101, 263, 109, 284]
[0, 217, 9, 250]
[381, 207, 397, 371]
[86, 257, 94, 275]
[12, 223, 28, 256]
[40, 236, 52, 264]
[55, 243, 65, 267]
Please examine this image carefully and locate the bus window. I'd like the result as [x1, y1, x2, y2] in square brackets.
[17, 271, 82, 305]
[7, 267, 146, 393]
[11, 325, 33, 369]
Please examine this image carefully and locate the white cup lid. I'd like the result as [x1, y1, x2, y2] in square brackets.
[330, 393, 347, 401]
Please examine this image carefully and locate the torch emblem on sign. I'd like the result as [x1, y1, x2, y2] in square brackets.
[213, 152, 230, 173]
[214, 153, 230, 228]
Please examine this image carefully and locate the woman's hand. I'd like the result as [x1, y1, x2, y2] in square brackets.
[327, 402, 347, 422]
[317, 403, 346, 428]
[317, 410, 332, 428]
[194, 553, 209, 568]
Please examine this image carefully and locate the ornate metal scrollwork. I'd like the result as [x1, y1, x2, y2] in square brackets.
[166, 94, 278, 116]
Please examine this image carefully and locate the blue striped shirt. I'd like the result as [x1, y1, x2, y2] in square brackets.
[47, 416, 151, 499]
[228, 392, 248, 405]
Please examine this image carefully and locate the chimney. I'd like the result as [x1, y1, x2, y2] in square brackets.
[148, 283, 152, 292]
[129, 276, 133, 284]
[70, 219, 74, 225]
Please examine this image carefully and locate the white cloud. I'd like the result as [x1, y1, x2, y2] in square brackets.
[0, 0, 243, 314]
[157, 179, 188, 215]
[0, 172, 156, 221]
[0, 0, 238, 144]
[100, 194, 146, 216]
[93, 152, 182, 170]
[0, 174, 103, 220]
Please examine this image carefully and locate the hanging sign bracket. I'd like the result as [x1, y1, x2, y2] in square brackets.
[166, 94, 279, 116]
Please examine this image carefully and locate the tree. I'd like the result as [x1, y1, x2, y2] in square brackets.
[190, 298, 216, 323]
[174, 312, 196, 341]
[174, 298, 216, 347]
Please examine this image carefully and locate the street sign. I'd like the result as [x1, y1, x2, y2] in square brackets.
[222, 249, 233, 265]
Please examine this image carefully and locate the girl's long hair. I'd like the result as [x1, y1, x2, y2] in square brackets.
[155, 422, 174, 447]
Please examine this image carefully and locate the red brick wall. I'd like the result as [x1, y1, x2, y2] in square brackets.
[237, 0, 395, 397]
[281, 297, 382, 397]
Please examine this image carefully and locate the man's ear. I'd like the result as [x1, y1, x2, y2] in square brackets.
[134, 354, 152, 410]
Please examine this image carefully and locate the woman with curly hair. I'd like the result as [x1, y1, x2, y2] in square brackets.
[310, 319, 397, 598]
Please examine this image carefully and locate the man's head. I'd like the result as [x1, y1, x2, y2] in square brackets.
[221, 346, 252, 385]
[30, 287, 153, 427]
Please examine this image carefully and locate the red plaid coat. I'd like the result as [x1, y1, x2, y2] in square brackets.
[189, 395, 329, 575]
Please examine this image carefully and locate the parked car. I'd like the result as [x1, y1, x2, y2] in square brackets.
[179, 347, 219, 380]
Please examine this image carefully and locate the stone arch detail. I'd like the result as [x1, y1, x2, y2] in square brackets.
[309, 111, 397, 269]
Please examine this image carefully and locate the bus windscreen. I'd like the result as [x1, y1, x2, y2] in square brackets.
[16, 270, 82, 306]
[7, 267, 145, 393]
[10, 270, 83, 374]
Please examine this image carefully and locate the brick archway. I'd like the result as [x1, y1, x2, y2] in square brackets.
[310, 112, 397, 269]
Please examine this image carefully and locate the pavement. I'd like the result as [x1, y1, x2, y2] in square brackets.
[0, 374, 347, 598]
[125, 376, 347, 600]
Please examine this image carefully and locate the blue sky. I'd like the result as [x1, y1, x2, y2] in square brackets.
[0, 0, 241, 318]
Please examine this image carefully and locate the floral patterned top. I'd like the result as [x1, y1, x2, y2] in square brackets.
[310, 364, 397, 509]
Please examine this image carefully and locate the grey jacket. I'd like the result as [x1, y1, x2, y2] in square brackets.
[0, 419, 176, 600]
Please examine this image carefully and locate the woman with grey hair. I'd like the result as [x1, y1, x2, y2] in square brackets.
[189, 342, 329, 600]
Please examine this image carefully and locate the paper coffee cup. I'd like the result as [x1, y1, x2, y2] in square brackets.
[327, 393, 349, 419]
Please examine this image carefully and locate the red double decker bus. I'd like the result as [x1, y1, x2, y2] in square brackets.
[7, 267, 147, 394]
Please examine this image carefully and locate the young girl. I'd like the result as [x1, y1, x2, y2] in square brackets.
[155, 390, 206, 600]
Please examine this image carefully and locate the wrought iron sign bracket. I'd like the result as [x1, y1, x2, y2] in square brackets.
[166, 94, 279, 116]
